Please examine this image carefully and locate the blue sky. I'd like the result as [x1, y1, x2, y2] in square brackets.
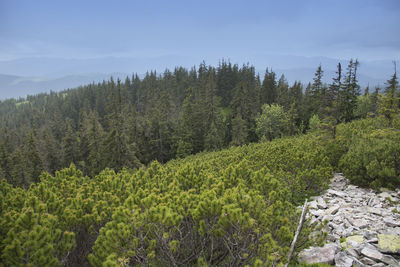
[0, 0, 399, 79]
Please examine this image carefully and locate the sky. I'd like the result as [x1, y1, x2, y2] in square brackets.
[0, 0, 399, 75]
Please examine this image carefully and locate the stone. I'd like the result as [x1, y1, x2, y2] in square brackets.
[350, 218, 369, 229]
[299, 174, 400, 267]
[347, 235, 365, 244]
[383, 217, 400, 227]
[366, 238, 378, 243]
[316, 197, 327, 209]
[308, 200, 318, 210]
[309, 209, 324, 217]
[350, 257, 366, 267]
[377, 234, 400, 254]
[345, 247, 359, 258]
[371, 263, 385, 267]
[367, 207, 383, 216]
[333, 215, 344, 224]
[324, 204, 341, 216]
[360, 256, 377, 265]
[380, 227, 400, 236]
[364, 230, 377, 241]
[342, 240, 363, 254]
[328, 233, 340, 242]
[368, 197, 381, 207]
[334, 251, 353, 267]
[298, 243, 339, 265]
[327, 189, 347, 198]
[381, 254, 400, 266]
[361, 246, 383, 261]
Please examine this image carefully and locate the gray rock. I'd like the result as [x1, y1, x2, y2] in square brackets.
[377, 234, 400, 254]
[328, 233, 340, 242]
[298, 243, 339, 265]
[366, 238, 378, 243]
[324, 204, 341, 216]
[371, 263, 385, 267]
[350, 257, 366, 267]
[309, 209, 324, 217]
[334, 251, 353, 267]
[299, 174, 400, 267]
[361, 246, 383, 261]
[317, 197, 327, 209]
[308, 200, 318, 210]
[360, 256, 377, 265]
[367, 207, 383, 216]
[381, 254, 400, 266]
[364, 230, 378, 241]
[350, 218, 369, 229]
[345, 247, 359, 258]
[327, 189, 347, 198]
[384, 217, 400, 227]
[368, 197, 381, 207]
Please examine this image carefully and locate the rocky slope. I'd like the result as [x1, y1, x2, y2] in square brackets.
[298, 173, 400, 266]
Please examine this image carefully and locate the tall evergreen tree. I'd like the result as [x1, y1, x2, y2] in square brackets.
[340, 59, 360, 122]
[260, 68, 277, 105]
[24, 131, 43, 185]
[379, 62, 399, 127]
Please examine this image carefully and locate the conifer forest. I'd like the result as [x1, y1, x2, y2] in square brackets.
[0, 59, 399, 266]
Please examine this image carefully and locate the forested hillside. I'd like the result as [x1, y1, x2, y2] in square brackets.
[1, 114, 399, 266]
[1, 59, 395, 188]
[0, 126, 333, 266]
[0, 59, 399, 266]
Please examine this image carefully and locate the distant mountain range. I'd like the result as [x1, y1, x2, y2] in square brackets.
[0, 73, 128, 100]
[0, 55, 395, 99]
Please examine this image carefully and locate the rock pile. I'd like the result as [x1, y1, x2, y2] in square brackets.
[298, 173, 400, 266]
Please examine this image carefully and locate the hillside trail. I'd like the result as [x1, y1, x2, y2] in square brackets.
[298, 173, 400, 266]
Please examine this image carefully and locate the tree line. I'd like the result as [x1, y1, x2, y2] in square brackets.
[0, 59, 398, 187]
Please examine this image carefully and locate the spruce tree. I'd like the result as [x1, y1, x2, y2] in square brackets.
[340, 59, 360, 122]
[260, 68, 277, 105]
[379, 62, 399, 127]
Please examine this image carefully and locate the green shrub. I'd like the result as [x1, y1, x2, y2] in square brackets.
[339, 128, 400, 189]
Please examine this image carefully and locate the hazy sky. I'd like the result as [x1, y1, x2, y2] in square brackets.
[0, 0, 399, 63]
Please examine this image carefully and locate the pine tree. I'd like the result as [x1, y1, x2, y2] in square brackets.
[340, 59, 360, 122]
[62, 121, 78, 166]
[86, 110, 106, 176]
[204, 68, 224, 150]
[260, 68, 277, 105]
[379, 62, 399, 127]
[309, 64, 326, 117]
[325, 63, 343, 137]
[25, 131, 43, 184]
[276, 75, 290, 110]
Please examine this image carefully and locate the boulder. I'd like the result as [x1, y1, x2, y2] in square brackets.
[347, 235, 365, 244]
[367, 207, 383, 216]
[324, 204, 341, 216]
[381, 254, 400, 266]
[327, 189, 347, 198]
[316, 197, 327, 209]
[350, 218, 369, 229]
[377, 234, 400, 254]
[361, 246, 383, 261]
[383, 217, 400, 227]
[298, 243, 339, 264]
[334, 251, 354, 267]
[360, 256, 378, 265]
[308, 200, 318, 210]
